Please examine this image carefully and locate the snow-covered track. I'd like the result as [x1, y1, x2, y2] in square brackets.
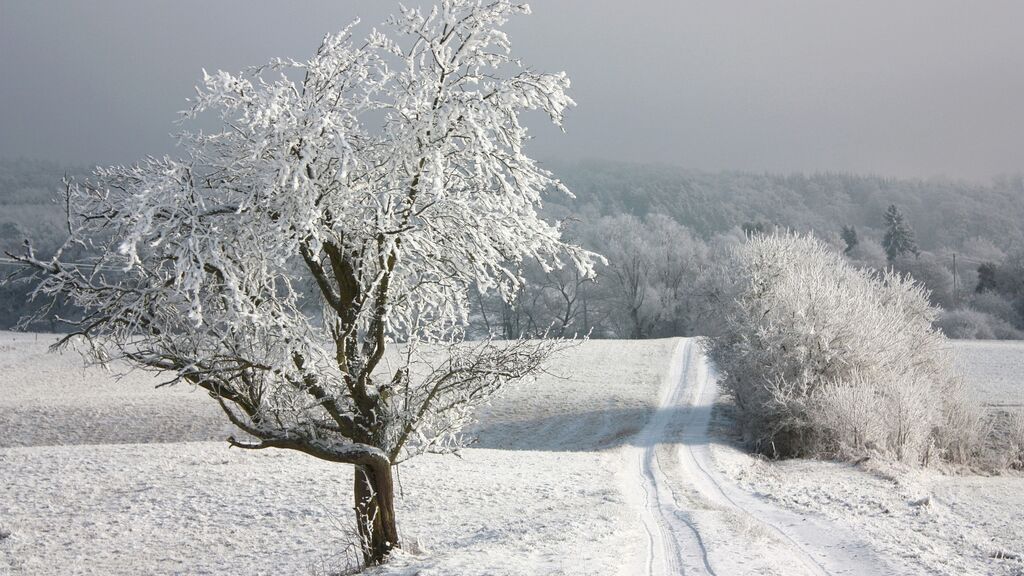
[633, 339, 715, 575]
[632, 337, 891, 576]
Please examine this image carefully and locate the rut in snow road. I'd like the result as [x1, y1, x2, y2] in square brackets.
[634, 339, 715, 575]
[630, 338, 891, 576]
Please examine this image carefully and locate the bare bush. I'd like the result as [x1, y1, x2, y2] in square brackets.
[707, 233, 985, 465]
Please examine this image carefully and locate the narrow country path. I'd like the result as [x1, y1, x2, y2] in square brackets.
[633, 340, 714, 575]
[629, 338, 892, 576]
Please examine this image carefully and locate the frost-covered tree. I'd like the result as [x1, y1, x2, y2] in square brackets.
[882, 204, 919, 262]
[510, 260, 595, 338]
[845, 235, 888, 270]
[4, 1, 593, 566]
[590, 214, 660, 338]
[741, 221, 768, 238]
[470, 218, 601, 340]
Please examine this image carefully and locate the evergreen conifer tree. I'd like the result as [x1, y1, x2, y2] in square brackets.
[841, 225, 859, 255]
[882, 204, 918, 262]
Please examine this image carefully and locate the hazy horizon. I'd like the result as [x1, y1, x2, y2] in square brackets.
[3, 1, 1024, 181]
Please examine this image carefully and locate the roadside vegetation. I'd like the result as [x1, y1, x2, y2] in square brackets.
[706, 233, 1020, 471]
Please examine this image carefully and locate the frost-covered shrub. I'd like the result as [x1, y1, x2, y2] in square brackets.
[969, 291, 1021, 326]
[988, 409, 1024, 470]
[893, 253, 955, 308]
[936, 307, 1024, 340]
[1009, 410, 1024, 470]
[933, 377, 989, 466]
[809, 375, 885, 457]
[707, 233, 981, 464]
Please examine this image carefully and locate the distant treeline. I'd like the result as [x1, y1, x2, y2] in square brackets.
[3, 158, 1024, 338]
[475, 161, 1024, 339]
[550, 160, 1024, 252]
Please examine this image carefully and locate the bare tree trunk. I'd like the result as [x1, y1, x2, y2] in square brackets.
[354, 463, 400, 566]
[477, 289, 492, 335]
[630, 306, 644, 339]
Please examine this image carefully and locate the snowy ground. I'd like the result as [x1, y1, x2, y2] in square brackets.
[0, 443, 635, 576]
[0, 334, 663, 576]
[0, 331, 225, 447]
[1, 331, 1022, 575]
[713, 339, 1024, 576]
[951, 339, 1024, 408]
[645, 342, 892, 576]
[714, 447, 1024, 576]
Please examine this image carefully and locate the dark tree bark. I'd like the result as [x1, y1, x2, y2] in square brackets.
[354, 463, 400, 565]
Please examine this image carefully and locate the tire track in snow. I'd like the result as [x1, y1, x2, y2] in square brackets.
[632, 337, 891, 576]
[633, 339, 714, 575]
[671, 340, 829, 576]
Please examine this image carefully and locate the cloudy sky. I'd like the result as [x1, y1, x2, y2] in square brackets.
[2, 1, 1023, 180]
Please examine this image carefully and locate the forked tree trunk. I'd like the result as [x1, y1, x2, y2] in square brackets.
[354, 462, 400, 566]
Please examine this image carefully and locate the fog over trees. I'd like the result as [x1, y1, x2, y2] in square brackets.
[7, 158, 1024, 340]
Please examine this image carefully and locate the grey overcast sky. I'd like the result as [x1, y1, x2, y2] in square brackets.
[2, 1, 1024, 180]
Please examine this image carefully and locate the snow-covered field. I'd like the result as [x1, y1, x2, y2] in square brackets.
[0, 333, 668, 575]
[0, 332, 225, 448]
[952, 339, 1024, 408]
[2, 331, 1022, 575]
